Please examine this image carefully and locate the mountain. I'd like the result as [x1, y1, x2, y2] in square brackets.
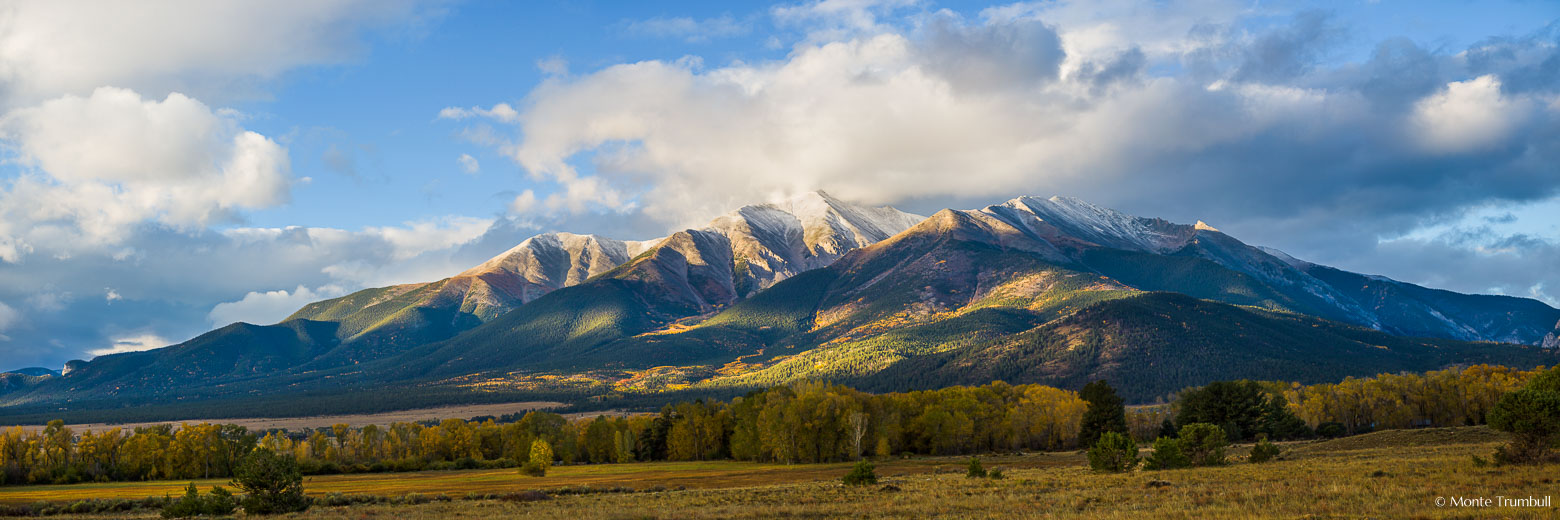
[3, 193, 1555, 419]
[2, 367, 58, 377]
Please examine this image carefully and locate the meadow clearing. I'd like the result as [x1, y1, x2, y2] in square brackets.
[5, 426, 1557, 519]
[3, 402, 569, 435]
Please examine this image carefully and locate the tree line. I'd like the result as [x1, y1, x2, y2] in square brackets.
[0, 364, 1550, 486]
[0, 381, 1087, 485]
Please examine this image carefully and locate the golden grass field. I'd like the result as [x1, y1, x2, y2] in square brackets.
[12, 427, 1560, 519]
[1, 402, 569, 434]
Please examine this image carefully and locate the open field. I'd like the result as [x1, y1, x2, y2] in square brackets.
[0, 401, 566, 433]
[0, 453, 1070, 505]
[11, 427, 1560, 519]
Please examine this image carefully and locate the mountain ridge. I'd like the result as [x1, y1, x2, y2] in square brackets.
[5, 192, 1556, 419]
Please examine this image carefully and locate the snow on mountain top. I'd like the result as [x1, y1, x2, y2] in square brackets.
[773, 190, 924, 245]
[1256, 246, 1314, 269]
[996, 196, 1191, 253]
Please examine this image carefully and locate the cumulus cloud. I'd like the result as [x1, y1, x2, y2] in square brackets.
[208, 285, 349, 327]
[0, 0, 462, 369]
[0, 0, 448, 107]
[439, 2, 1560, 310]
[1412, 75, 1528, 153]
[0, 87, 291, 256]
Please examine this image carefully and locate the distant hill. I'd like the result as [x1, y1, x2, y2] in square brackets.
[4, 193, 1555, 420]
[2, 367, 58, 377]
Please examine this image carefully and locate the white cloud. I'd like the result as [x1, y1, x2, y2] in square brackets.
[437, 103, 520, 123]
[1412, 75, 1526, 154]
[458, 153, 480, 175]
[0, 301, 17, 341]
[625, 15, 752, 43]
[0, 87, 292, 257]
[208, 284, 349, 327]
[510, 189, 539, 214]
[0, 0, 447, 107]
[88, 333, 170, 357]
[772, 0, 920, 42]
[363, 215, 493, 260]
[105, 288, 121, 303]
[436, 7, 1558, 239]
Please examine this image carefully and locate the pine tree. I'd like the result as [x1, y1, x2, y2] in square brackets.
[1079, 380, 1128, 448]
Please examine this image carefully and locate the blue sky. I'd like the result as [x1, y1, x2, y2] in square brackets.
[1, 0, 1559, 371]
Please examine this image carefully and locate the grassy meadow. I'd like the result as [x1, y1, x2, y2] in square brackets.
[8, 426, 1559, 518]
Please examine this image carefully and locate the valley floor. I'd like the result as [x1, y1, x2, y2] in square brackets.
[1, 401, 567, 434]
[13, 427, 1560, 519]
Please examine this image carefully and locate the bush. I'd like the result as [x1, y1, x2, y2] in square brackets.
[1143, 437, 1191, 470]
[1087, 432, 1139, 472]
[966, 457, 987, 478]
[232, 449, 311, 515]
[498, 490, 552, 502]
[161, 483, 237, 518]
[524, 439, 553, 476]
[1178, 423, 1227, 466]
[1488, 385, 1560, 465]
[1249, 438, 1281, 463]
[843, 460, 878, 486]
[987, 467, 1005, 480]
[1315, 422, 1347, 439]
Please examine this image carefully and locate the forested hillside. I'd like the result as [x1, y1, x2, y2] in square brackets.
[5, 195, 1556, 421]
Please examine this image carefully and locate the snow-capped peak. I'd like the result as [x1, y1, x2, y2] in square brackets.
[1255, 246, 1314, 269]
[995, 196, 1193, 253]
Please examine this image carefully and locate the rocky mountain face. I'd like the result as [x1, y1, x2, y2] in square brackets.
[961, 196, 1557, 346]
[6, 193, 1555, 416]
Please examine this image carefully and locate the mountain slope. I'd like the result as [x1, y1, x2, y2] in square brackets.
[5, 193, 1556, 418]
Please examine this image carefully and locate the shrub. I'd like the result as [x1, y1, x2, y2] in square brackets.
[1488, 369, 1560, 465]
[523, 439, 553, 477]
[966, 457, 987, 478]
[1249, 438, 1281, 463]
[1087, 432, 1139, 472]
[498, 490, 551, 502]
[843, 460, 878, 486]
[1178, 423, 1227, 466]
[161, 483, 237, 518]
[1315, 422, 1347, 439]
[987, 467, 1005, 480]
[232, 449, 310, 515]
[1143, 437, 1190, 470]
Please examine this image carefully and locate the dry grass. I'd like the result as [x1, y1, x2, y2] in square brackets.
[0, 402, 566, 433]
[0, 453, 1070, 505]
[20, 427, 1560, 519]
